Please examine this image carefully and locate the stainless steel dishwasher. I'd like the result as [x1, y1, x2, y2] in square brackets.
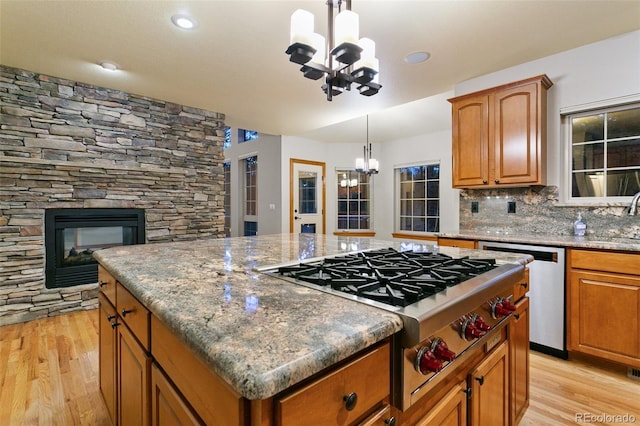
[478, 241, 567, 358]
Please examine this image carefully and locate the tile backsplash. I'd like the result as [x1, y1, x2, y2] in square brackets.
[459, 186, 640, 238]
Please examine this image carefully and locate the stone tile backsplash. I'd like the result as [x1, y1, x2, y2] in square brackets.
[459, 186, 640, 238]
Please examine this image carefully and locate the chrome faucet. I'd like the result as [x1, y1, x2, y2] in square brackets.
[629, 191, 640, 216]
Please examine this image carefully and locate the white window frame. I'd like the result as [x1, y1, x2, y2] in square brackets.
[335, 169, 373, 232]
[394, 160, 441, 235]
[561, 94, 640, 205]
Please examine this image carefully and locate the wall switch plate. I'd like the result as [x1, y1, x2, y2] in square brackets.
[507, 201, 516, 214]
[471, 201, 479, 213]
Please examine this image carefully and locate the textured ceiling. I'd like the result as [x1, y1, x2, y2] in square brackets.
[2, 0, 639, 142]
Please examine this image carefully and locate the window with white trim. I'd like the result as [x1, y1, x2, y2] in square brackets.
[395, 163, 440, 233]
[567, 103, 640, 201]
[336, 170, 372, 230]
[243, 156, 257, 236]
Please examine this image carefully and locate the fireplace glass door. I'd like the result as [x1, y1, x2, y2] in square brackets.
[45, 208, 145, 288]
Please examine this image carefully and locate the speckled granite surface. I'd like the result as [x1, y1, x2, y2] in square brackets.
[93, 233, 531, 401]
[438, 231, 640, 252]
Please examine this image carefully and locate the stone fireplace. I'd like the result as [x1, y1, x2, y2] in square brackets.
[44, 208, 145, 289]
[0, 65, 226, 325]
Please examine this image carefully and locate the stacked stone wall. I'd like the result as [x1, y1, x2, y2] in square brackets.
[0, 65, 226, 325]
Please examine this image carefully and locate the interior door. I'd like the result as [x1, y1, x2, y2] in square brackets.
[290, 159, 325, 234]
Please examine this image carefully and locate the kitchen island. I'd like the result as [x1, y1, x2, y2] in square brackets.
[94, 233, 532, 425]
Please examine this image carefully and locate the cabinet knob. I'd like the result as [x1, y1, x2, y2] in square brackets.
[494, 178, 500, 184]
[343, 392, 358, 411]
[514, 313, 521, 320]
[107, 314, 116, 321]
[121, 308, 133, 317]
[520, 282, 528, 288]
[384, 417, 397, 426]
[98, 281, 107, 287]
[475, 375, 485, 386]
[110, 321, 119, 329]
[482, 179, 488, 184]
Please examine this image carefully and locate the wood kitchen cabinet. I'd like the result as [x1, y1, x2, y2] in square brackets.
[99, 293, 118, 425]
[437, 237, 477, 249]
[150, 363, 202, 426]
[567, 249, 640, 367]
[98, 269, 153, 426]
[413, 380, 467, 426]
[469, 340, 509, 426]
[449, 75, 552, 188]
[509, 297, 529, 425]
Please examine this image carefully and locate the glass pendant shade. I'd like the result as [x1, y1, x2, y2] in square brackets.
[334, 10, 359, 45]
[290, 9, 314, 45]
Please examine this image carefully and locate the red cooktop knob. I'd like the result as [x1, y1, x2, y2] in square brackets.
[493, 302, 511, 317]
[431, 338, 456, 362]
[501, 299, 517, 312]
[473, 315, 491, 331]
[465, 323, 486, 340]
[415, 347, 443, 374]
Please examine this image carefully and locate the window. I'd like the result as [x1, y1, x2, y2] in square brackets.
[238, 129, 258, 143]
[396, 164, 440, 233]
[223, 127, 231, 150]
[243, 156, 257, 236]
[337, 171, 371, 230]
[568, 103, 640, 201]
[223, 162, 231, 237]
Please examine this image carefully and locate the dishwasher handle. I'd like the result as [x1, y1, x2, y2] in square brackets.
[481, 245, 558, 262]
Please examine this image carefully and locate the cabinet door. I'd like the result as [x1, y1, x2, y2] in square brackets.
[492, 83, 541, 185]
[469, 340, 509, 426]
[509, 297, 529, 425]
[118, 322, 151, 426]
[568, 270, 640, 363]
[99, 293, 118, 425]
[414, 381, 467, 426]
[451, 94, 490, 187]
[151, 363, 202, 426]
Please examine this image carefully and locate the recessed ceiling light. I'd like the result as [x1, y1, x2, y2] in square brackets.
[171, 14, 197, 30]
[99, 61, 118, 71]
[404, 51, 430, 64]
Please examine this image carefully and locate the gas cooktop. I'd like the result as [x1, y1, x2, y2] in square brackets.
[273, 248, 498, 307]
[259, 247, 524, 347]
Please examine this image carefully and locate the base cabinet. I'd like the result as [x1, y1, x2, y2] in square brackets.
[118, 323, 151, 426]
[151, 363, 202, 426]
[99, 294, 118, 425]
[568, 249, 640, 367]
[414, 381, 467, 426]
[469, 340, 509, 426]
[509, 297, 529, 425]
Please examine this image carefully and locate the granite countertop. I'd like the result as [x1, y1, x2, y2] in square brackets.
[93, 233, 532, 401]
[438, 231, 640, 252]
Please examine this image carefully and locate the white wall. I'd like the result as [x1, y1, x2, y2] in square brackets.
[224, 131, 282, 237]
[454, 30, 640, 199]
[236, 30, 640, 239]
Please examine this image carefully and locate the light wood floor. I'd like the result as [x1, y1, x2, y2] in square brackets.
[1, 310, 639, 425]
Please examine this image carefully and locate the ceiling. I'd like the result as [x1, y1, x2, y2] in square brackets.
[2, 1, 639, 143]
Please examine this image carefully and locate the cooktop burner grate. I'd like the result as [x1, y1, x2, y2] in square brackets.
[276, 248, 498, 307]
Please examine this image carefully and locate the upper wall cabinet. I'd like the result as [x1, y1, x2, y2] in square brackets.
[449, 75, 553, 188]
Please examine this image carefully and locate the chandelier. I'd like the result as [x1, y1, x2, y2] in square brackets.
[285, 0, 381, 101]
[355, 115, 379, 175]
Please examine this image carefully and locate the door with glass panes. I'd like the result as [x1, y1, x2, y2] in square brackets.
[290, 159, 325, 234]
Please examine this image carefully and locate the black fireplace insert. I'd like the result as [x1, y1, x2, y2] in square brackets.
[44, 208, 145, 288]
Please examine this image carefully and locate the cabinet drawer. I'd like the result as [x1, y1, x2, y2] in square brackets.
[513, 267, 530, 302]
[438, 238, 477, 249]
[117, 283, 150, 351]
[276, 342, 390, 426]
[98, 265, 117, 306]
[570, 249, 640, 276]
